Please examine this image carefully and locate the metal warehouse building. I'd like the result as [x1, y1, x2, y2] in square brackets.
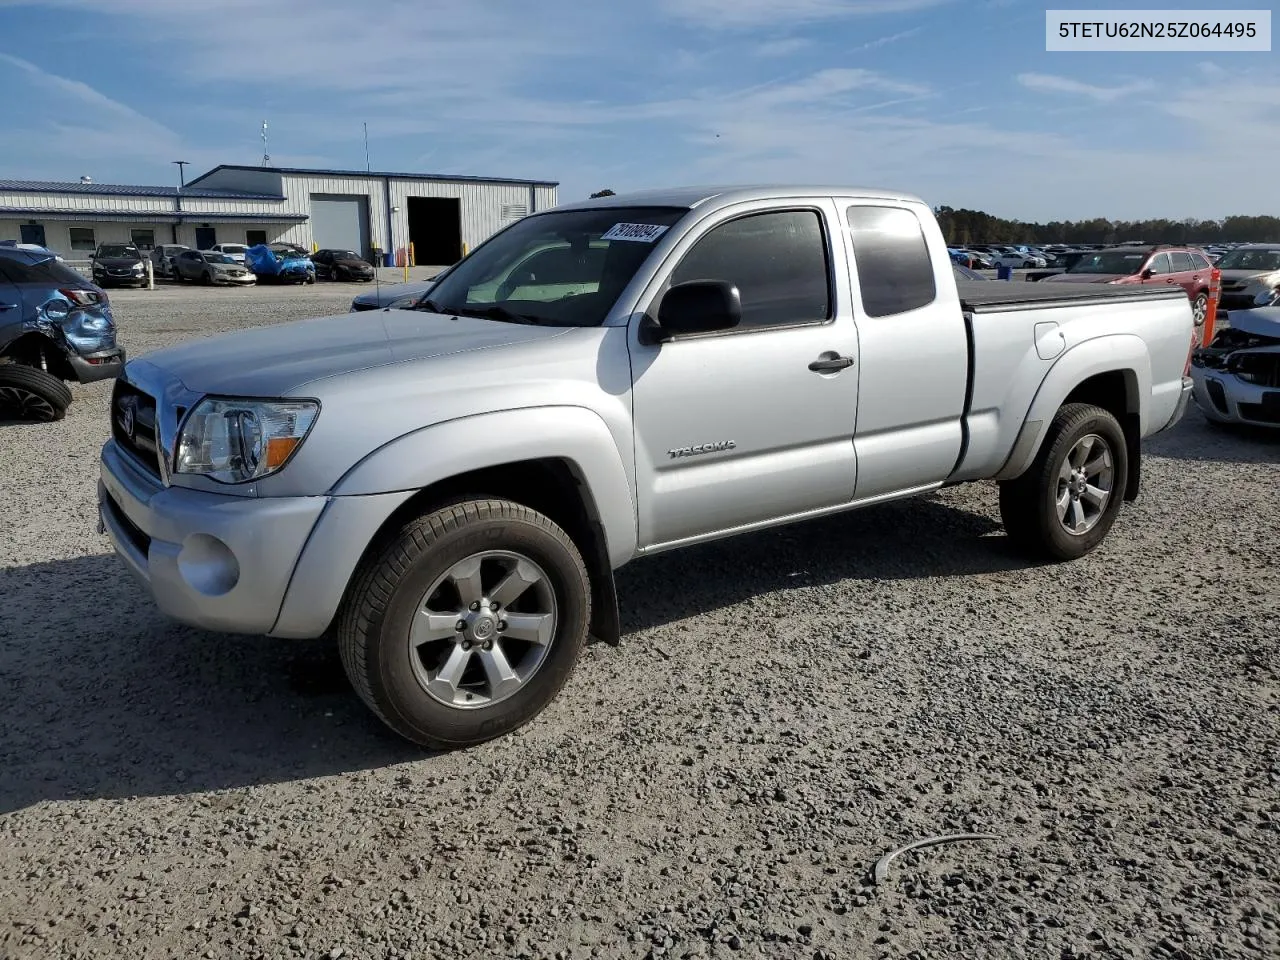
[0, 164, 559, 266]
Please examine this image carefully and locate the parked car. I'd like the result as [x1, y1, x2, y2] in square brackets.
[349, 275, 443, 311]
[1041, 245, 1214, 325]
[209, 243, 249, 266]
[991, 249, 1048, 269]
[97, 185, 1195, 750]
[0, 245, 124, 420]
[1213, 244, 1280, 310]
[0, 240, 64, 259]
[173, 250, 256, 285]
[952, 262, 987, 281]
[245, 244, 315, 284]
[150, 244, 190, 279]
[1190, 308, 1280, 428]
[313, 248, 377, 282]
[91, 243, 147, 288]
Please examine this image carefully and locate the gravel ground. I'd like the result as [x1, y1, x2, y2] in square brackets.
[1, 287, 1278, 960]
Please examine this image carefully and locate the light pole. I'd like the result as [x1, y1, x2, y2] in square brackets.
[172, 160, 189, 187]
[172, 161, 189, 245]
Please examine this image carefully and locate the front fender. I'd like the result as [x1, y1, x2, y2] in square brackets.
[994, 334, 1150, 481]
[330, 405, 638, 568]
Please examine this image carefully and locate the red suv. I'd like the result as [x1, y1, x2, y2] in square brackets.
[1042, 245, 1214, 325]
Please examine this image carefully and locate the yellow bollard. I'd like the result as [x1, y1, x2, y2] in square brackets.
[462, 242, 469, 257]
[408, 242, 415, 268]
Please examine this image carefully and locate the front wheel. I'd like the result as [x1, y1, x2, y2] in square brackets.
[337, 498, 591, 749]
[998, 402, 1128, 561]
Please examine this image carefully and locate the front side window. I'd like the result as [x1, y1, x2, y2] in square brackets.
[422, 205, 688, 327]
[1147, 253, 1172, 275]
[670, 209, 831, 329]
[847, 205, 937, 318]
[69, 228, 95, 251]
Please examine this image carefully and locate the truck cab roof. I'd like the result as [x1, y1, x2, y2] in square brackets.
[554, 185, 925, 214]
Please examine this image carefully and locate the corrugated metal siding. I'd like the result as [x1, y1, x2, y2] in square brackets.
[279, 174, 389, 253]
[0, 192, 172, 213]
[534, 185, 559, 212]
[177, 197, 287, 216]
[386, 180, 534, 258]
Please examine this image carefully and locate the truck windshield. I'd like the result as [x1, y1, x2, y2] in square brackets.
[421, 206, 689, 326]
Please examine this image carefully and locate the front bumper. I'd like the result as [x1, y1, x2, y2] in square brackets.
[1190, 370, 1280, 428]
[98, 439, 329, 635]
[216, 273, 256, 285]
[67, 346, 126, 383]
[97, 439, 416, 638]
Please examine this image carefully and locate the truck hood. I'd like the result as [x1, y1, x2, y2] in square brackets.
[1041, 273, 1125, 284]
[132, 309, 573, 396]
[1228, 307, 1280, 340]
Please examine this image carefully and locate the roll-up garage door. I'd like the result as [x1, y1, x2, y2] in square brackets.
[310, 194, 370, 256]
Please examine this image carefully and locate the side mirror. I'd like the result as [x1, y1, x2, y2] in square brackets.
[1140, 267, 1154, 279]
[643, 280, 742, 343]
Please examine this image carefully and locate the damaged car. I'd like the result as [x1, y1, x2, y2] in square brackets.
[0, 245, 125, 421]
[1190, 308, 1280, 429]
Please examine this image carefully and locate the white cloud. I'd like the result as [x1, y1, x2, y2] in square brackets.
[853, 27, 924, 51]
[659, 0, 953, 28]
[1016, 72, 1154, 102]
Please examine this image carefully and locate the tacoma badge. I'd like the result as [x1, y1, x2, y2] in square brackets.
[668, 441, 737, 459]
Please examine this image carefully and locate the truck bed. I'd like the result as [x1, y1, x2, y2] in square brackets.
[957, 280, 1189, 314]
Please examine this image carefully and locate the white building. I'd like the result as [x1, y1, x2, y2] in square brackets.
[0, 164, 559, 266]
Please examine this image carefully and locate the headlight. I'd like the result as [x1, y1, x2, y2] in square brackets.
[175, 398, 319, 484]
[132, 263, 144, 272]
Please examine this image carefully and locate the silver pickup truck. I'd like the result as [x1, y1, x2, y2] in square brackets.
[98, 186, 1195, 748]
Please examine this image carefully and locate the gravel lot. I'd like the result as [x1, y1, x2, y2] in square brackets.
[1, 286, 1278, 960]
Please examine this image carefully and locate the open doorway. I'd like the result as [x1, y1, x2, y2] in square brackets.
[194, 227, 216, 250]
[406, 197, 462, 266]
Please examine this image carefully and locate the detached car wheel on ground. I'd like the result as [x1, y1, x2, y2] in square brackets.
[0, 362, 74, 421]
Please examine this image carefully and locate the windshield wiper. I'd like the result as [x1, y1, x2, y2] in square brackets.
[413, 298, 449, 314]
[448, 304, 545, 325]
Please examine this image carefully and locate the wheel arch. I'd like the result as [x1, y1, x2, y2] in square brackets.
[0, 331, 75, 381]
[995, 334, 1150, 498]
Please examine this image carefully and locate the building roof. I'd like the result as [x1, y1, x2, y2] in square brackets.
[0, 206, 307, 223]
[0, 179, 284, 200]
[186, 164, 559, 189]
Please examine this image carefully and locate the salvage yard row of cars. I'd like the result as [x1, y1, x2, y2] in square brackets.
[91, 241, 380, 287]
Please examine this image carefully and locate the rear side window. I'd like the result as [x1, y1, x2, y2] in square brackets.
[847, 206, 937, 317]
[1189, 253, 1211, 270]
[0, 255, 87, 286]
[671, 209, 831, 329]
[1170, 251, 1194, 272]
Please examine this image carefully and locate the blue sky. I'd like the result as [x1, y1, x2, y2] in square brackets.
[0, 0, 1275, 221]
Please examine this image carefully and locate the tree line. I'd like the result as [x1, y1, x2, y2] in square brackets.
[933, 206, 1280, 245]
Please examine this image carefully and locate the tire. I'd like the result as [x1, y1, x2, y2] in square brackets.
[337, 498, 592, 749]
[998, 402, 1128, 561]
[201, 271, 213, 285]
[1191, 292, 1208, 326]
[0, 364, 73, 422]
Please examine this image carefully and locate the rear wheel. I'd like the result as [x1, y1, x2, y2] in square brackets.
[1192, 292, 1208, 326]
[999, 402, 1128, 561]
[0, 364, 73, 422]
[337, 498, 591, 749]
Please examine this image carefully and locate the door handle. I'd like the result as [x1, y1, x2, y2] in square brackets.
[0, 303, 17, 311]
[809, 354, 854, 372]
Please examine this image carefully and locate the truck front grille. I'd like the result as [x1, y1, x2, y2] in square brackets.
[111, 379, 162, 478]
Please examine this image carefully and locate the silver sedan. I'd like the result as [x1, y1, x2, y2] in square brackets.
[173, 250, 256, 285]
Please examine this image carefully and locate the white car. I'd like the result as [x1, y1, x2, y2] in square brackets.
[209, 243, 249, 265]
[991, 249, 1048, 269]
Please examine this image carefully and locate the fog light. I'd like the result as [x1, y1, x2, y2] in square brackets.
[177, 533, 240, 596]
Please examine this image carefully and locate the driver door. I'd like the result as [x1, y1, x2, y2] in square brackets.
[627, 200, 860, 549]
